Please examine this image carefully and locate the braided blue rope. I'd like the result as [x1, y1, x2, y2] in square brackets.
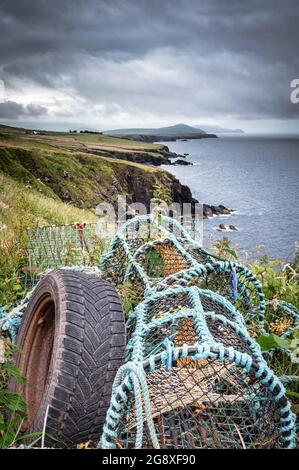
[163, 338, 173, 371]
[227, 263, 238, 301]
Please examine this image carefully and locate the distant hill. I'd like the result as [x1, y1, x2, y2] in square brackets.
[104, 123, 207, 137]
[194, 124, 244, 134]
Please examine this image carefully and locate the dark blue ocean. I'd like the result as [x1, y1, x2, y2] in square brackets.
[160, 135, 299, 261]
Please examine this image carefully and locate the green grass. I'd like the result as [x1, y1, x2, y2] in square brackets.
[0, 145, 171, 211]
[0, 172, 98, 305]
[0, 123, 162, 150]
[0, 139, 176, 305]
[71, 132, 161, 149]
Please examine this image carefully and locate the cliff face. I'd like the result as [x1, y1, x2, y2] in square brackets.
[0, 146, 194, 214]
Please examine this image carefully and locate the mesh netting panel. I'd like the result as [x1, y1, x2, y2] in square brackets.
[23, 222, 104, 287]
[114, 358, 281, 449]
[155, 242, 189, 277]
[102, 243, 130, 285]
[143, 317, 197, 360]
[149, 293, 192, 321]
[199, 293, 239, 322]
[182, 243, 213, 265]
[205, 316, 258, 358]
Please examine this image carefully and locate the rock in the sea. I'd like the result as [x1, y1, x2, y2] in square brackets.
[172, 159, 193, 166]
[202, 204, 232, 218]
[219, 223, 226, 230]
[229, 224, 237, 231]
[218, 204, 231, 214]
[203, 205, 213, 218]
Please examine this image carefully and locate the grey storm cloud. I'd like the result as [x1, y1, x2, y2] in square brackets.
[0, 0, 298, 123]
[0, 101, 47, 119]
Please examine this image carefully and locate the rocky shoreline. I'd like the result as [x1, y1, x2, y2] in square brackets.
[86, 145, 192, 167]
[0, 123, 233, 222]
[85, 143, 233, 219]
[203, 204, 233, 218]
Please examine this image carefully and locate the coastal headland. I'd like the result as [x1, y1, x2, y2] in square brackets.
[0, 123, 232, 223]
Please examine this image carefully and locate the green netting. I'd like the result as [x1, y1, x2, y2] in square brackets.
[22, 222, 105, 287]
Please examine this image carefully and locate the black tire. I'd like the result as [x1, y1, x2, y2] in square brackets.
[13, 269, 125, 447]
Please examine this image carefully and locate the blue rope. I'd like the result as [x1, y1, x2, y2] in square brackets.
[163, 338, 173, 371]
[227, 263, 238, 301]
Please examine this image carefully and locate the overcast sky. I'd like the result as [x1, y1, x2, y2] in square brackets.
[0, 0, 298, 132]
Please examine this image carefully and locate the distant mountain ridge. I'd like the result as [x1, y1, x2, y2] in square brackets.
[104, 123, 207, 137]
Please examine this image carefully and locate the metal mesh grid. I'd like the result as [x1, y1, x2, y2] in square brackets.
[22, 222, 105, 287]
[114, 358, 281, 449]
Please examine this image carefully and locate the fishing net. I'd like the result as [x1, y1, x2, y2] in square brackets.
[99, 214, 296, 449]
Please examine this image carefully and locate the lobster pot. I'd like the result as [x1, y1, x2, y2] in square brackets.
[23, 222, 105, 287]
[159, 262, 265, 327]
[104, 350, 293, 449]
[263, 301, 299, 338]
[101, 216, 265, 323]
[99, 216, 296, 449]
[126, 286, 262, 364]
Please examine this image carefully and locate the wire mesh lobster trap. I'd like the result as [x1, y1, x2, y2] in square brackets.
[99, 214, 296, 449]
[22, 222, 105, 287]
[101, 215, 265, 325]
[105, 350, 291, 449]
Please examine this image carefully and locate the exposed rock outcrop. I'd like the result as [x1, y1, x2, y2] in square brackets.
[172, 159, 193, 166]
